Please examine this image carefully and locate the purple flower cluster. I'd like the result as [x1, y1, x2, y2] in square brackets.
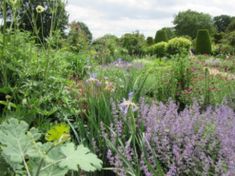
[100, 102, 136, 176]
[101, 98, 235, 176]
[103, 58, 144, 70]
[139, 100, 235, 175]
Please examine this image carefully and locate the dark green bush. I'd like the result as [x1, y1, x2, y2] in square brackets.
[146, 36, 154, 46]
[167, 37, 192, 55]
[155, 30, 168, 43]
[227, 19, 235, 32]
[196, 29, 212, 54]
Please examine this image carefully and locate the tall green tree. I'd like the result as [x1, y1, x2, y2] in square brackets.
[173, 10, 215, 38]
[120, 32, 145, 56]
[155, 29, 168, 43]
[67, 21, 93, 52]
[161, 27, 176, 39]
[0, 0, 68, 40]
[146, 36, 154, 46]
[213, 15, 233, 33]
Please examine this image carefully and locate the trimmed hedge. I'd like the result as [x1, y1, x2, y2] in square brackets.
[167, 37, 192, 55]
[149, 42, 168, 57]
[155, 30, 168, 43]
[196, 29, 212, 54]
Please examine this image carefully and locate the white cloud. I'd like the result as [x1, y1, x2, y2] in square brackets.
[67, 0, 235, 38]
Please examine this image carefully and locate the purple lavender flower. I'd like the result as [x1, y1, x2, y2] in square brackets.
[105, 99, 235, 176]
[138, 100, 235, 175]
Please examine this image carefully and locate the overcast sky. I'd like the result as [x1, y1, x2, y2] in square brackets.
[67, 0, 235, 38]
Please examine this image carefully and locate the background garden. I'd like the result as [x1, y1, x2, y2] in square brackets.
[0, 0, 235, 176]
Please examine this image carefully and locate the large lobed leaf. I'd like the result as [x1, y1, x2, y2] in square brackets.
[0, 118, 42, 163]
[0, 118, 103, 175]
[59, 143, 103, 172]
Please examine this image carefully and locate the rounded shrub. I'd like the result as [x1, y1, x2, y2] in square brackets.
[196, 29, 212, 54]
[150, 42, 168, 57]
[167, 37, 192, 55]
[155, 30, 168, 43]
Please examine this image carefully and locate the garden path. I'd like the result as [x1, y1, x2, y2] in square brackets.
[207, 67, 235, 80]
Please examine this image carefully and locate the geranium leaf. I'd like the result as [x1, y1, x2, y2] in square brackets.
[59, 143, 103, 172]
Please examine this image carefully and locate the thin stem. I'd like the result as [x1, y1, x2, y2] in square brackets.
[35, 145, 55, 176]
[40, 158, 65, 171]
[65, 116, 80, 143]
[17, 140, 32, 176]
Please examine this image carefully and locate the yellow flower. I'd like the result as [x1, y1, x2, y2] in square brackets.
[36, 5, 45, 13]
[9, 0, 17, 5]
[104, 81, 115, 92]
[45, 123, 70, 144]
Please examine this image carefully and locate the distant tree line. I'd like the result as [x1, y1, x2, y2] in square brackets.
[1, 1, 235, 54]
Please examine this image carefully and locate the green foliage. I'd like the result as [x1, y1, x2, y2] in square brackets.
[160, 27, 176, 39]
[213, 15, 233, 33]
[67, 21, 92, 52]
[196, 29, 212, 54]
[0, 0, 68, 40]
[120, 32, 145, 56]
[59, 143, 102, 172]
[149, 42, 167, 57]
[91, 34, 129, 64]
[227, 19, 235, 32]
[214, 44, 235, 55]
[59, 51, 91, 79]
[0, 118, 102, 175]
[225, 31, 235, 47]
[146, 36, 154, 46]
[167, 37, 192, 55]
[0, 32, 81, 123]
[174, 10, 215, 38]
[213, 32, 225, 43]
[155, 29, 168, 43]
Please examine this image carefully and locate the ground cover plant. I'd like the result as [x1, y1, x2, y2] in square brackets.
[0, 0, 235, 176]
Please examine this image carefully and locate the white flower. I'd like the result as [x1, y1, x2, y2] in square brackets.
[36, 5, 45, 13]
[119, 97, 138, 115]
[85, 77, 101, 86]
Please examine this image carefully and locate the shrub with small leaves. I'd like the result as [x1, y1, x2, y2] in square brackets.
[149, 42, 167, 57]
[167, 37, 192, 55]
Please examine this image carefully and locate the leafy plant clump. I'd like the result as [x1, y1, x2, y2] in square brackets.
[0, 118, 103, 176]
[167, 37, 192, 55]
[148, 42, 168, 57]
